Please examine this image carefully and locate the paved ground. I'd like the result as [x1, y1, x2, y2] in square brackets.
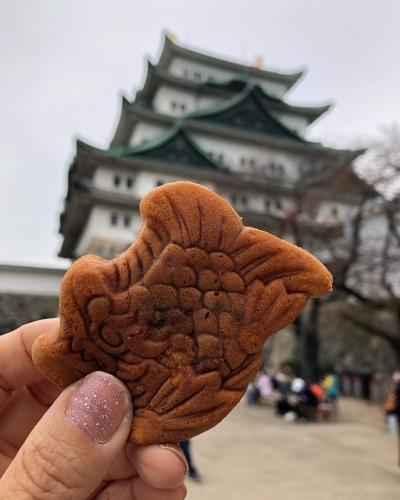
[186, 398, 399, 500]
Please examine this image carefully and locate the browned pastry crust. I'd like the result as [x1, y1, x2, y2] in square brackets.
[32, 182, 332, 444]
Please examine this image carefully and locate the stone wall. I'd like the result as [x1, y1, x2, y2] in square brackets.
[0, 293, 59, 335]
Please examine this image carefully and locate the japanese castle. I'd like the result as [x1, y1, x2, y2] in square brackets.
[59, 34, 371, 260]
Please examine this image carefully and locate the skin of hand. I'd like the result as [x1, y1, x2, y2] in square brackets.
[0, 318, 187, 499]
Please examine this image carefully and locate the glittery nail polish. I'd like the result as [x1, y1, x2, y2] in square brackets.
[66, 371, 127, 444]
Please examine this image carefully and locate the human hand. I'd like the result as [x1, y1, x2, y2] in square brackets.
[0, 319, 187, 499]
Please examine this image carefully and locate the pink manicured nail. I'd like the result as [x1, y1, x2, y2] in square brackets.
[66, 371, 127, 444]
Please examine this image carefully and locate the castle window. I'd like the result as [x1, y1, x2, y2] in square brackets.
[123, 215, 131, 228]
[231, 193, 237, 204]
[113, 175, 120, 187]
[193, 72, 202, 80]
[126, 177, 133, 188]
[275, 199, 283, 210]
[183, 68, 189, 78]
[249, 158, 256, 168]
[171, 101, 177, 110]
[265, 199, 271, 211]
[110, 213, 118, 226]
[218, 153, 224, 163]
[181, 103, 186, 112]
[331, 206, 338, 217]
[156, 180, 164, 187]
[242, 195, 248, 206]
[240, 157, 246, 166]
[278, 165, 285, 175]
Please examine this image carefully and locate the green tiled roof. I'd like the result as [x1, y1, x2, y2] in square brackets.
[186, 82, 305, 142]
[119, 127, 219, 169]
[79, 127, 220, 170]
[205, 78, 331, 117]
[135, 61, 331, 122]
[159, 34, 304, 87]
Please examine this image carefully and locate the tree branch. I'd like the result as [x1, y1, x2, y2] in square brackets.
[343, 313, 400, 354]
[387, 205, 400, 246]
[381, 217, 397, 301]
[341, 196, 366, 280]
[335, 283, 388, 308]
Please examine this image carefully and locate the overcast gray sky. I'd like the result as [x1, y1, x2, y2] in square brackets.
[1, 0, 399, 267]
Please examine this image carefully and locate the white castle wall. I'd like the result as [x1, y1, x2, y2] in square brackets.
[153, 85, 219, 117]
[124, 124, 311, 194]
[192, 131, 304, 181]
[168, 56, 288, 98]
[93, 167, 215, 200]
[129, 122, 166, 146]
[85, 162, 299, 256]
[0, 266, 64, 296]
[83, 169, 217, 256]
[270, 111, 308, 137]
[93, 166, 137, 195]
[75, 206, 142, 257]
[133, 170, 215, 197]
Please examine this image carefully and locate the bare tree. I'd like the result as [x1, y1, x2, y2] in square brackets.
[339, 126, 400, 359]
[327, 126, 400, 361]
[282, 163, 372, 380]
[284, 127, 400, 378]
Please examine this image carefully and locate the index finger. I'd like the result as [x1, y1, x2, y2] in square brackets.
[0, 318, 60, 393]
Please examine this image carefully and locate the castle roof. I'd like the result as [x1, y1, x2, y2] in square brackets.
[135, 60, 331, 123]
[112, 91, 350, 159]
[183, 82, 305, 142]
[81, 126, 220, 170]
[158, 35, 304, 89]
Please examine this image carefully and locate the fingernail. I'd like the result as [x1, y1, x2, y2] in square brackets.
[66, 371, 128, 444]
[160, 444, 189, 476]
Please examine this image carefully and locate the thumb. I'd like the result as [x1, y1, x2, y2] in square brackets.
[0, 371, 132, 500]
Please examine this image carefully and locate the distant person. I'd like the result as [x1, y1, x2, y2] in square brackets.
[385, 370, 400, 435]
[289, 376, 319, 421]
[180, 439, 202, 482]
[291, 376, 306, 395]
[247, 366, 275, 405]
[256, 368, 274, 402]
[246, 371, 261, 405]
[310, 380, 325, 402]
[393, 367, 400, 384]
[395, 380, 400, 433]
[275, 366, 294, 416]
[384, 381, 398, 435]
[322, 373, 340, 403]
